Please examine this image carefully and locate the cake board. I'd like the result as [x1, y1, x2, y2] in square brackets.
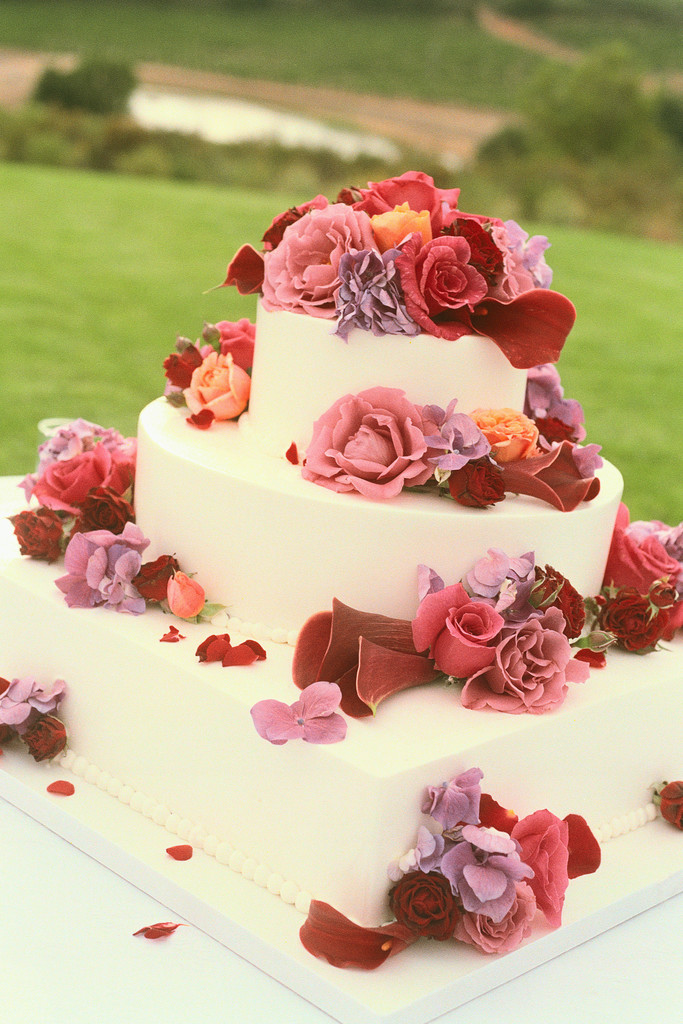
[1, 745, 681, 1024]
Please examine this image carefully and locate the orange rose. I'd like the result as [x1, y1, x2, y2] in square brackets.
[167, 572, 206, 619]
[469, 408, 540, 463]
[370, 203, 432, 253]
[184, 351, 250, 421]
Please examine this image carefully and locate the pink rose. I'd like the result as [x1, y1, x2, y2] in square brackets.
[32, 444, 136, 515]
[216, 318, 255, 372]
[349, 171, 461, 236]
[511, 809, 570, 928]
[261, 203, 376, 318]
[412, 583, 505, 678]
[603, 503, 681, 593]
[455, 881, 536, 953]
[395, 233, 488, 338]
[184, 351, 251, 421]
[302, 387, 433, 499]
[461, 606, 590, 714]
[166, 572, 205, 619]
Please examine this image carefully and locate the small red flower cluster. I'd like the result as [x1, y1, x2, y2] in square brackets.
[11, 485, 135, 562]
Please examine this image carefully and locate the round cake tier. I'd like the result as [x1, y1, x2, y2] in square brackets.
[247, 302, 528, 457]
[135, 400, 624, 637]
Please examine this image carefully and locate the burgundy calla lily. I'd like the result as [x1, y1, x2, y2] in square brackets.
[221, 244, 265, 294]
[468, 288, 576, 368]
[500, 440, 601, 511]
[292, 599, 439, 717]
[299, 901, 416, 970]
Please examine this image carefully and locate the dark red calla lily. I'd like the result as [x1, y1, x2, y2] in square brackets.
[469, 288, 576, 368]
[479, 792, 519, 834]
[299, 900, 416, 970]
[221, 244, 265, 295]
[563, 813, 602, 878]
[500, 440, 601, 512]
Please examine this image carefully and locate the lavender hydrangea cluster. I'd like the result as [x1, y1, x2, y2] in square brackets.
[334, 248, 419, 340]
[55, 522, 149, 614]
[422, 400, 491, 472]
[463, 547, 536, 621]
[0, 676, 66, 733]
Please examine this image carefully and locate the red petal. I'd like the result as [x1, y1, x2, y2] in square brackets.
[160, 625, 186, 643]
[470, 289, 576, 369]
[563, 813, 602, 878]
[186, 409, 215, 430]
[500, 441, 600, 512]
[355, 636, 439, 714]
[133, 921, 186, 940]
[47, 780, 75, 796]
[299, 900, 416, 970]
[221, 244, 265, 295]
[574, 649, 607, 668]
[479, 792, 518, 834]
[221, 639, 267, 666]
[166, 844, 193, 861]
[285, 441, 299, 465]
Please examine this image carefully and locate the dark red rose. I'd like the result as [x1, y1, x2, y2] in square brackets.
[648, 580, 678, 609]
[262, 195, 328, 250]
[22, 714, 67, 762]
[448, 457, 505, 508]
[134, 554, 181, 603]
[532, 564, 586, 639]
[655, 781, 683, 829]
[10, 507, 65, 562]
[389, 871, 460, 940]
[0, 722, 15, 745]
[163, 345, 203, 389]
[70, 486, 134, 536]
[574, 649, 607, 668]
[450, 216, 505, 284]
[534, 416, 580, 444]
[598, 587, 670, 652]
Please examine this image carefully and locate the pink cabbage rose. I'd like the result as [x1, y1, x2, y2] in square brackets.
[261, 203, 376, 318]
[454, 881, 537, 953]
[216, 318, 255, 372]
[412, 583, 505, 678]
[396, 233, 488, 333]
[603, 503, 681, 593]
[32, 444, 136, 515]
[302, 387, 433, 499]
[461, 606, 590, 714]
[349, 171, 460, 236]
[511, 809, 570, 928]
[167, 572, 205, 619]
[184, 351, 251, 421]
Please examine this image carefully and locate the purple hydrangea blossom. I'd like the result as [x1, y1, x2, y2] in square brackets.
[422, 767, 483, 830]
[571, 442, 603, 479]
[0, 676, 66, 732]
[250, 680, 347, 745]
[20, 418, 136, 501]
[463, 548, 536, 621]
[334, 248, 419, 340]
[55, 522, 149, 614]
[440, 824, 534, 923]
[524, 364, 587, 443]
[417, 563, 445, 603]
[422, 400, 491, 472]
[387, 825, 447, 882]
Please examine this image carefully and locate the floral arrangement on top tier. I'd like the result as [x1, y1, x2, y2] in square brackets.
[299, 767, 602, 969]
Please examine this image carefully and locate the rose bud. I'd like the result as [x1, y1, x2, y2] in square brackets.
[653, 781, 683, 829]
[167, 572, 206, 619]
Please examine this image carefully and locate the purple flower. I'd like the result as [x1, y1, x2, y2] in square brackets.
[571, 442, 603, 479]
[387, 825, 447, 882]
[503, 220, 553, 289]
[440, 824, 534, 923]
[463, 548, 536, 621]
[422, 767, 483, 830]
[55, 522, 149, 614]
[0, 676, 66, 731]
[334, 248, 419, 339]
[250, 680, 347, 745]
[417, 563, 445, 603]
[524, 364, 586, 443]
[422, 400, 491, 472]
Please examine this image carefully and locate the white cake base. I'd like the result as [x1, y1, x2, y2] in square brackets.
[1, 748, 681, 1024]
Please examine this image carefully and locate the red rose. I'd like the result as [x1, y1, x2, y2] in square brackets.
[655, 781, 683, 829]
[32, 444, 136, 515]
[451, 216, 505, 284]
[603, 503, 680, 593]
[163, 345, 203, 389]
[0, 722, 15, 745]
[22, 714, 67, 762]
[133, 554, 181, 603]
[598, 587, 670, 652]
[389, 871, 460, 940]
[350, 171, 461, 236]
[396, 233, 488, 336]
[448, 457, 505, 508]
[10, 507, 65, 562]
[532, 564, 586, 639]
[216, 318, 255, 373]
[70, 486, 134, 536]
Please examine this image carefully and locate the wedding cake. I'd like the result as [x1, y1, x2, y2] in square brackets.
[2, 173, 681, 979]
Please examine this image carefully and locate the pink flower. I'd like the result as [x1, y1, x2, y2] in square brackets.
[216, 318, 255, 372]
[250, 680, 347, 745]
[395, 233, 488, 335]
[32, 444, 136, 515]
[349, 171, 461, 236]
[261, 203, 376, 318]
[302, 387, 433, 499]
[603, 503, 681, 593]
[184, 351, 251, 422]
[0, 676, 66, 730]
[166, 572, 205, 619]
[511, 809, 570, 928]
[455, 881, 537, 953]
[461, 606, 590, 714]
[412, 583, 505, 678]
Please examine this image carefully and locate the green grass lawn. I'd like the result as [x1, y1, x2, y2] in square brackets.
[1, 162, 681, 523]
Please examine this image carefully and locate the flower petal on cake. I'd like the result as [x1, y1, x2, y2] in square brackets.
[469, 289, 576, 369]
[46, 780, 75, 796]
[133, 922, 186, 940]
[166, 844, 193, 861]
[500, 440, 601, 511]
[479, 792, 519, 834]
[563, 813, 602, 878]
[221, 639, 267, 666]
[221, 244, 265, 295]
[299, 901, 416, 970]
[355, 636, 440, 714]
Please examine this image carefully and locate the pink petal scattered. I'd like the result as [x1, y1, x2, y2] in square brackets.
[133, 922, 186, 940]
[166, 844, 193, 861]
[160, 625, 186, 643]
[46, 780, 75, 796]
